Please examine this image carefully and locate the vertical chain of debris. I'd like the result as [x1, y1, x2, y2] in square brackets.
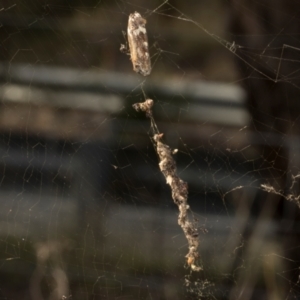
[132, 99, 202, 272]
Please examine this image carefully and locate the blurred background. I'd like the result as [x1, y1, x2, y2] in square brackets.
[1, 0, 300, 299]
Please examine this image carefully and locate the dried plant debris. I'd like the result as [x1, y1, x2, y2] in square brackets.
[133, 99, 202, 271]
[132, 99, 153, 117]
[261, 173, 300, 208]
[120, 11, 151, 76]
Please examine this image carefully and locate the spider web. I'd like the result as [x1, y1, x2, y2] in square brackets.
[0, 1, 300, 299]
